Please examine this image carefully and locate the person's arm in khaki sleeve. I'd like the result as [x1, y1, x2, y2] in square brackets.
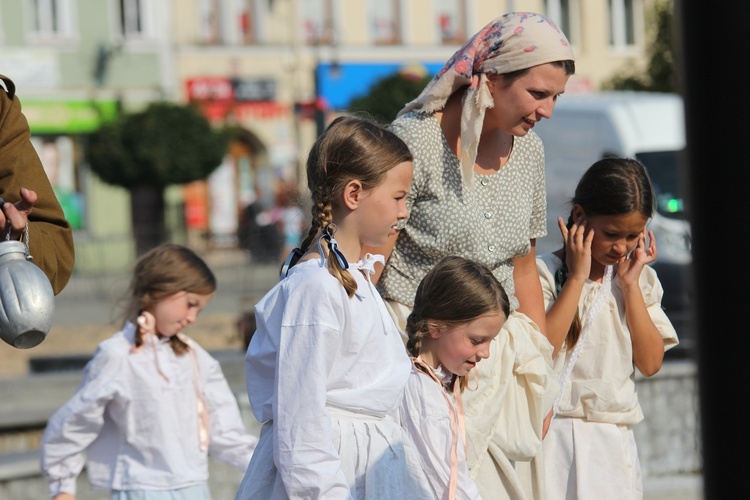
[0, 75, 75, 295]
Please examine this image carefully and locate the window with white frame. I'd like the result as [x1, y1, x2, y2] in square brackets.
[198, 0, 265, 45]
[609, 0, 639, 48]
[367, 0, 400, 45]
[118, 0, 156, 40]
[436, 0, 466, 44]
[27, 0, 75, 41]
[300, 0, 333, 45]
[545, 0, 578, 45]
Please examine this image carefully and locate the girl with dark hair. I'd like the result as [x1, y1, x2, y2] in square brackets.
[537, 157, 679, 499]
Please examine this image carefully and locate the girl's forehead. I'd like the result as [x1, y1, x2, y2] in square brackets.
[590, 212, 648, 231]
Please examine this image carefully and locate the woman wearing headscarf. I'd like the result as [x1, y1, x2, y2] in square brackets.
[366, 12, 576, 500]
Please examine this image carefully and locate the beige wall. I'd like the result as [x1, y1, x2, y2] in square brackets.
[169, 0, 657, 196]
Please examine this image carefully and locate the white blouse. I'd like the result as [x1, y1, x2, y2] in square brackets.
[399, 362, 482, 499]
[40, 323, 257, 497]
[243, 257, 420, 499]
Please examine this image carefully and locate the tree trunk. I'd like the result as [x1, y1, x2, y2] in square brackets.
[130, 185, 166, 256]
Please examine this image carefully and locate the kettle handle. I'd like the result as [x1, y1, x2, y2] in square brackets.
[3, 219, 33, 262]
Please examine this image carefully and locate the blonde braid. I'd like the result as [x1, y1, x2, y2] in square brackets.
[405, 317, 428, 358]
[319, 202, 357, 297]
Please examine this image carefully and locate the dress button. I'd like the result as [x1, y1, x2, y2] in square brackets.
[488, 245, 496, 252]
[484, 211, 493, 219]
[480, 178, 488, 186]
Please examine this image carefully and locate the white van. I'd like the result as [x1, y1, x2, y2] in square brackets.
[533, 91, 693, 354]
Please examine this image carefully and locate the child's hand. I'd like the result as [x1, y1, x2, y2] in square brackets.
[558, 215, 593, 282]
[617, 229, 657, 286]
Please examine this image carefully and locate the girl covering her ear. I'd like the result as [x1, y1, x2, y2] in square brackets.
[537, 157, 679, 499]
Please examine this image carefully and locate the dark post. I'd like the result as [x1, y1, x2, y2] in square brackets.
[676, 1, 750, 496]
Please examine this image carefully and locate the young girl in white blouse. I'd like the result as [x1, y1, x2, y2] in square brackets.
[40, 244, 258, 500]
[537, 157, 679, 499]
[400, 255, 510, 500]
[235, 116, 431, 499]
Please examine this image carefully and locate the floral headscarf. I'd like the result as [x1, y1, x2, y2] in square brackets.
[399, 12, 575, 184]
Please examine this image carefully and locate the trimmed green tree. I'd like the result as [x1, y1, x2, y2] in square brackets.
[348, 72, 433, 124]
[88, 102, 228, 255]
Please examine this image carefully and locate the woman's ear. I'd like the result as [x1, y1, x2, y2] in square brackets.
[342, 179, 364, 210]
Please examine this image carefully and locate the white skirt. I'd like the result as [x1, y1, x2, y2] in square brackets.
[543, 417, 642, 500]
[235, 410, 432, 499]
[110, 484, 211, 500]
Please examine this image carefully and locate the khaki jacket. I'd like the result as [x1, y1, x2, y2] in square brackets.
[0, 74, 75, 295]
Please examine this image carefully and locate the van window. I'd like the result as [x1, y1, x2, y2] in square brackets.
[635, 150, 685, 220]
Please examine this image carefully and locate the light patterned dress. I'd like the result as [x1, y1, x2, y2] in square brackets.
[380, 110, 547, 313]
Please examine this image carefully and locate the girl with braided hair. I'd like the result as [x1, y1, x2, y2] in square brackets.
[536, 157, 679, 499]
[40, 244, 257, 499]
[236, 116, 431, 499]
[399, 256, 509, 500]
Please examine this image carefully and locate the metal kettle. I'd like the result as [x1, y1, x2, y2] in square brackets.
[0, 239, 55, 349]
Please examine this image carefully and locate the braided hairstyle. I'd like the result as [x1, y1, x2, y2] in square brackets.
[293, 115, 412, 297]
[122, 244, 216, 355]
[556, 157, 655, 349]
[406, 256, 510, 391]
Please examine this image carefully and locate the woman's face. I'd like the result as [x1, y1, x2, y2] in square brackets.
[486, 62, 571, 136]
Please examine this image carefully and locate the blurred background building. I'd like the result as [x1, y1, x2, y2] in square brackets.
[0, 0, 661, 272]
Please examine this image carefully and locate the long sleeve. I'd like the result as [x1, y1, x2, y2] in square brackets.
[0, 75, 75, 295]
[464, 312, 556, 465]
[199, 349, 258, 471]
[400, 369, 481, 500]
[39, 345, 123, 496]
[273, 318, 351, 499]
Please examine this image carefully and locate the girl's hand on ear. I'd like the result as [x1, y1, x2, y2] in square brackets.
[558, 215, 593, 282]
[618, 229, 657, 286]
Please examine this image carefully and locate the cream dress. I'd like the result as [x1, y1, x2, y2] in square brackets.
[537, 253, 679, 500]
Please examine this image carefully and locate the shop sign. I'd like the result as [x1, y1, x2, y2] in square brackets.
[231, 78, 276, 101]
[186, 77, 276, 102]
[23, 100, 118, 134]
[186, 77, 234, 102]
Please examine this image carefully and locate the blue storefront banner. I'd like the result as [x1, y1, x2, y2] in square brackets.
[316, 62, 445, 110]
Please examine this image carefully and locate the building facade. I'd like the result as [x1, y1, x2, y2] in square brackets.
[0, 0, 661, 272]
